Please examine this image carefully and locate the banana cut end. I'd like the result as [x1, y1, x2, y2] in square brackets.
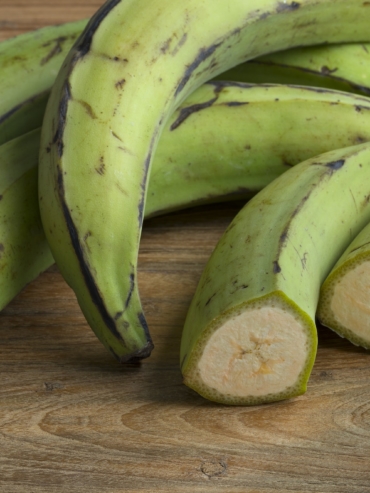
[182, 295, 316, 405]
[318, 256, 370, 349]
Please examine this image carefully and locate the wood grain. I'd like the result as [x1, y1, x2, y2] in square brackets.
[1, 2, 370, 492]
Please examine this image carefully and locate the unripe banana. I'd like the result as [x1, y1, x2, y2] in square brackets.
[180, 143, 370, 405]
[4, 17, 370, 149]
[39, 0, 370, 362]
[317, 222, 370, 349]
[0, 19, 87, 144]
[220, 42, 370, 96]
[148, 82, 370, 215]
[3, 14, 370, 152]
[0, 129, 54, 308]
[7, 83, 370, 311]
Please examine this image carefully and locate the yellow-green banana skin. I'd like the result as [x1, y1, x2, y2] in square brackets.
[39, 0, 370, 362]
[3, 16, 370, 148]
[219, 43, 370, 96]
[6, 83, 370, 313]
[148, 82, 370, 216]
[0, 19, 87, 144]
[181, 143, 370, 405]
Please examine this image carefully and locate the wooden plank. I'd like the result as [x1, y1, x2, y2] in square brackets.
[1, 2, 370, 492]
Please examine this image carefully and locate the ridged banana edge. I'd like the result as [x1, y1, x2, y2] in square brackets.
[4, 82, 370, 314]
[317, 222, 370, 349]
[180, 143, 370, 405]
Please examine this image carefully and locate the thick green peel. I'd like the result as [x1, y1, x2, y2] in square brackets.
[318, 222, 370, 348]
[181, 143, 370, 405]
[6, 83, 370, 312]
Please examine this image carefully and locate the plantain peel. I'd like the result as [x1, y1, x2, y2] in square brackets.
[4, 84, 370, 314]
[181, 144, 370, 405]
[39, 0, 370, 362]
[318, 222, 370, 349]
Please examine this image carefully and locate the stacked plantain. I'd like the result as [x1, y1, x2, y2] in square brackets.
[3, 0, 370, 405]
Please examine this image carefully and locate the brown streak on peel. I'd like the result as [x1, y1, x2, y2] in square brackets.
[112, 131, 123, 142]
[171, 33, 188, 56]
[205, 293, 217, 306]
[40, 36, 67, 65]
[76, 99, 98, 119]
[170, 96, 218, 130]
[115, 79, 126, 89]
[320, 65, 338, 75]
[96, 157, 105, 175]
[53, 80, 72, 158]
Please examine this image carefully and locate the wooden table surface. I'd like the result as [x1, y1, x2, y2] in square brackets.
[1, 1, 370, 492]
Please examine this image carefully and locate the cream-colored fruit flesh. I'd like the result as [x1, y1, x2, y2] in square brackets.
[197, 305, 308, 398]
[329, 262, 370, 342]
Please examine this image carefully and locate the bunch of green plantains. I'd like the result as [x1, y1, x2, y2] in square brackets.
[3, 0, 370, 405]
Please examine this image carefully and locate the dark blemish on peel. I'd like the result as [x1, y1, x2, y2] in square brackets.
[301, 252, 308, 269]
[349, 240, 370, 254]
[53, 80, 72, 158]
[96, 156, 105, 175]
[205, 293, 217, 306]
[83, 231, 92, 241]
[160, 37, 172, 54]
[77, 99, 97, 119]
[74, 0, 122, 57]
[112, 131, 123, 142]
[273, 261, 281, 273]
[40, 36, 68, 65]
[291, 194, 309, 217]
[114, 311, 124, 321]
[320, 65, 337, 75]
[225, 101, 249, 107]
[115, 79, 126, 89]
[124, 272, 135, 308]
[326, 159, 345, 170]
[171, 33, 188, 56]
[276, 1, 300, 12]
[138, 313, 153, 347]
[175, 42, 222, 97]
[170, 96, 218, 130]
[280, 229, 289, 244]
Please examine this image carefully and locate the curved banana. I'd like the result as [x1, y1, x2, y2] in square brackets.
[0, 130, 54, 309]
[147, 82, 370, 215]
[0, 19, 87, 144]
[220, 42, 370, 96]
[7, 82, 370, 311]
[3, 17, 370, 149]
[317, 222, 370, 349]
[180, 143, 370, 405]
[2, 14, 370, 147]
[39, 0, 370, 362]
